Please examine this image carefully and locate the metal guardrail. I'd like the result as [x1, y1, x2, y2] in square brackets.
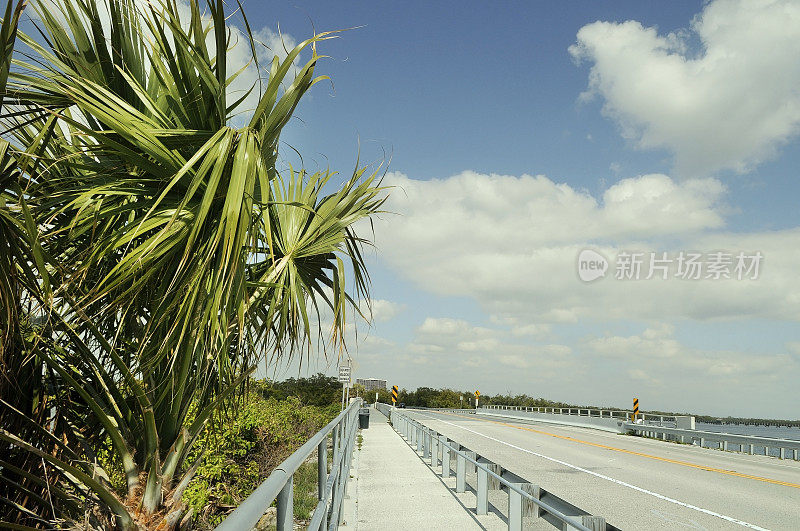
[385, 405, 615, 531]
[407, 406, 477, 414]
[375, 405, 477, 415]
[483, 404, 688, 427]
[625, 423, 800, 460]
[216, 398, 363, 531]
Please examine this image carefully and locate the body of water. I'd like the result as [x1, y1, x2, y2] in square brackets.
[696, 422, 800, 441]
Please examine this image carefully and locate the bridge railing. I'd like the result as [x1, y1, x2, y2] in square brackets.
[216, 398, 362, 531]
[390, 408, 615, 531]
[625, 423, 800, 460]
[482, 404, 693, 428]
[376, 404, 476, 415]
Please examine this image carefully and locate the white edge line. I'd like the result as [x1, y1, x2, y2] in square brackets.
[416, 412, 769, 531]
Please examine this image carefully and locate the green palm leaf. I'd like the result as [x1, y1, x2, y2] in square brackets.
[2, 0, 387, 527]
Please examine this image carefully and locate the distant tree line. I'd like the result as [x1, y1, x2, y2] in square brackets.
[251, 378, 800, 427]
[254, 374, 345, 407]
[369, 386, 800, 427]
[373, 386, 578, 409]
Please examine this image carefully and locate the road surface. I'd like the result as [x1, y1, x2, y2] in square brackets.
[406, 409, 800, 530]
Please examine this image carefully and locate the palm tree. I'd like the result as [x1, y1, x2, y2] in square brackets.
[0, 0, 385, 528]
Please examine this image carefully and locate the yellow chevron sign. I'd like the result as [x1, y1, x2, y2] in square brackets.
[391, 385, 398, 405]
[632, 397, 639, 422]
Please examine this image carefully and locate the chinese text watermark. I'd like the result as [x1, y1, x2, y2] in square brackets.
[577, 249, 763, 282]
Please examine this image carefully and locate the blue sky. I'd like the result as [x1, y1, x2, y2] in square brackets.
[238, 1, 800, 418]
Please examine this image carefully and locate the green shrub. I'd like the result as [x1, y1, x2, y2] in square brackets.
[183, 392, 338, 528]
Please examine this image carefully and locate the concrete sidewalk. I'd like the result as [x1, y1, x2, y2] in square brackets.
[341, 408, 504, 530]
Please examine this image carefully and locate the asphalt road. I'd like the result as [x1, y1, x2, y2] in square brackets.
[405, 409, 800, 530]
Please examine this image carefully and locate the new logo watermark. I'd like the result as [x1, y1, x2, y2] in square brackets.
[577, 249, 763, 282]
[577, 249, 609, 282]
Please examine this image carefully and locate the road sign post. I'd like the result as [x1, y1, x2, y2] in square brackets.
[338, 361, 351, 411]
[475, 390, 480, 409]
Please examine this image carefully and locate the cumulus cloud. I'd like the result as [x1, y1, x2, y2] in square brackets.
[373, 170, 800, 324]
[272, 167, 800, 415]
[341, 313, 799, 416]
[585, 325, 799, 390]
[357, 298, 405, 323]
[570, 0, 800, 176]
[395, 318, 583, 382]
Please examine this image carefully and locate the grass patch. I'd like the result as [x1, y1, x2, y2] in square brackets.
[294, 458, 321, 520]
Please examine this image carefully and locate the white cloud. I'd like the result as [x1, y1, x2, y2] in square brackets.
[510, 323, 552, 339]
[585, 325, 799, 389]
[358, 298, 405, 323]
[393, 318, 584, 382]
[587, 323, 682, 360]
[570, 0, 800, 176]
[374, 170, 800, 324]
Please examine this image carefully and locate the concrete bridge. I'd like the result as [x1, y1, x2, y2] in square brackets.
[218, 402, 800, 530]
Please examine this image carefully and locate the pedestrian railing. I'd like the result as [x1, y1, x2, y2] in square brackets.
[216, 398, 362, 531]
[388, 407, 615, 531]
[625, 423, 800, 460]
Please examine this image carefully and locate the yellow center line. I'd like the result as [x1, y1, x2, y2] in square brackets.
[430, 410, 800, 489]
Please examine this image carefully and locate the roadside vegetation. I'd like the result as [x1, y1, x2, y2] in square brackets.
[0, 0, 384, 529]
[182, 377, 341, 529]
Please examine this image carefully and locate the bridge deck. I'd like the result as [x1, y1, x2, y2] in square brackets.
[340, 408, 507, 530]
[408, 409, 800, 530]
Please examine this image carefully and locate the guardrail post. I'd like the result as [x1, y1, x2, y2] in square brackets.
[580, 515, 606, 530]
[464, 450, 477, 474]
[441, 437, 451, 478]
[427, 430, 433, 461]
[417, 426, 423, 452]
[521, 483, 541, 518]
[430, 433, 439, 466]
[456, 452, 466, 493]
[780, 447, 785, 459]
[476, 463, 488, 515]
[748, 443, 754, 454]
[276, 475, 293, 531]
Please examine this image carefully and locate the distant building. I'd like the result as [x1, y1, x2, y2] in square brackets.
[355, 378, 387, 391]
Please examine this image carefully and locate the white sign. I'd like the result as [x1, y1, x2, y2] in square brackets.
[338, 365, 351, 383]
